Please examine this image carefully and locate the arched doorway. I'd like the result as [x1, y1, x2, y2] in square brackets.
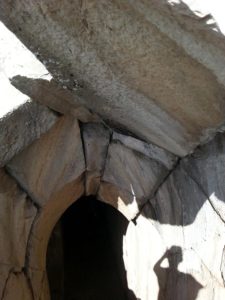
[46, 196, 135, 300]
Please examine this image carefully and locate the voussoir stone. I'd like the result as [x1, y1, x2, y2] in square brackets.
[81, 123, 111, 195]
[112, 132, 177, 170]
[103, 141, 169, 207]
[6, 116, 85, 206]
[27, 174, 85, 272]
[0, 168, 37, 270]
[181, 132, 225, 223]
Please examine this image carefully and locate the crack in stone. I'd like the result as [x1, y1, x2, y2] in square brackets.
[1, 268, 35, 300]
[221, 246, 225, 287]
[133, 157, 181, 222]
[135, 140, 225, 226]
[4, 166, 41, 210]
[182, 165, 225, 224]
[2, 167, 39, 299]
[191, 248, 225, 288]
[99, 128, 113, 179]
[90, 126, 113, 197]
[23, 209, 41, 300]
[1, 268, 13, 300]
[79, 121, 87, 171]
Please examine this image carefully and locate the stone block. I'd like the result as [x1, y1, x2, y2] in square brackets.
[82, 123, 110, 195]
[0, 168, 36, 268]
[103, 142, 168, 203]
[7, 116, 85, 206]
[97, 182, 139, 220]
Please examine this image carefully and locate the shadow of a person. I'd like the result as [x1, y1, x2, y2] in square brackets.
[154, 246, 203, 300]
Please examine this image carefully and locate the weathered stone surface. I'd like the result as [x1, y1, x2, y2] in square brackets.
[2, 272, 32, 300]
[11, 75, 100, 123]
[113, 132, 177, 170]
[97, 182, 139, 220]
[0, 101, 58, 168]
[27, 269, 50, 300]
[124, 186, 225, 299]
[122, 134, 225, 299]
[1, 1, 225, 155]
[128, 0, 225, 85]
[147, 165, 201, 225]
[150, 171, 225, 283]
[0, 168, 37, 269]
[82, 123, 111, 195]
[181, 132, 225, 222]
[162, 0, 225, 37]
[147, 138, 225, 226]
[0, 265, 12, 299]
[7, 116, 85, 206]
[103, 142, 169, 204]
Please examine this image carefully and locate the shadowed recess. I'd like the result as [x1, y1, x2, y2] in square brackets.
[46, 196, 137, 300]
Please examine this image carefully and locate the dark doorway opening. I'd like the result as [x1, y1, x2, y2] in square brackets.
[47, 196, 136, 300]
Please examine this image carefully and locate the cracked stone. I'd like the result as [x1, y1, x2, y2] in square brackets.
[181, 132, 225, 223]
[2, 271, 33, 300]
[103, 141, 169, 203]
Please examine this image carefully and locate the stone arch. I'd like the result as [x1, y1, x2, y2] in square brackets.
[4, 113, 173, 299]
[1, 2, 225, 298]
[27, 175, 84, 300]
[1, 112, 225, 299]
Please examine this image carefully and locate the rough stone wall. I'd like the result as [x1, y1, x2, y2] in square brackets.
[124, 134, 225, 299]
[0, 1, 225, 299]
[0, 112, 225, 299]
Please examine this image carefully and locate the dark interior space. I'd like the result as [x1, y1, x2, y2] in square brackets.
[47, 196, 137, 300]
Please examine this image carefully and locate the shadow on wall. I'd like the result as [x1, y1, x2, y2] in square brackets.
[154, 247, 203, 300]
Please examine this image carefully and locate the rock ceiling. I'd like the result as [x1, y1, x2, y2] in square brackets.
[1, 0, 225, 156]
